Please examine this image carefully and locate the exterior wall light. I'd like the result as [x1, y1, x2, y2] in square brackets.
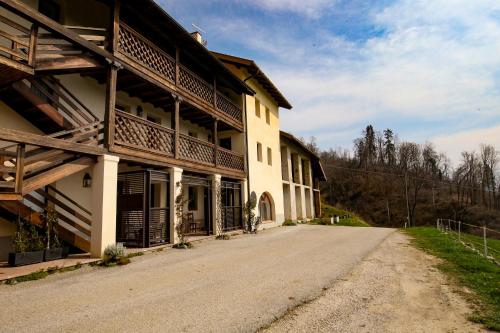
[83, 173, 92, 188]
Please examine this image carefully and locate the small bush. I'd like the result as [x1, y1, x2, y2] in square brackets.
[282, 220, 297, 226]
[102, 244, 127, 266]
[173, 242, 193, 249]
[216, 234, 231, 240]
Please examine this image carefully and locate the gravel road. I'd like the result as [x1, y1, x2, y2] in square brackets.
[263, 231, 486, 333]
[0, 225, 392, 333]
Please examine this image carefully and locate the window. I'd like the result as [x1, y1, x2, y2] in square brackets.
[39, 0, 61, 22]
[265, 107, 270, 125]
[220, 138, 232, 150]
[257, 142, 263, 162]
[267, 147, 272, 165]
[255, 99, 261, 118]
[188, 186, 198, 211]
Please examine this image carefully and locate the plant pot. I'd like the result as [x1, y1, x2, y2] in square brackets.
[44, 247, 68, 261]
[8, 250, 44, 267]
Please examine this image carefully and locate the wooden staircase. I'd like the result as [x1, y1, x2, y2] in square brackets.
[0, 10, 105, 87]
[0, 185, 92, 251]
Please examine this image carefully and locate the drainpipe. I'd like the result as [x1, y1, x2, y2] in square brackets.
[243, 91, 251, 202]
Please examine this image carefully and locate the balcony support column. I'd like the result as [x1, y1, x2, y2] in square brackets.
[171, 94, 182, 159]
[212, 117, 218, 167]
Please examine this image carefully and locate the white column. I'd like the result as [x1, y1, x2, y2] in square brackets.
[289, 184, 297, 221]
[210, 174, 222, 235]
[91, 154, 119, 257]
[241, 179, 248, 230]
[169, 167, 183, 244]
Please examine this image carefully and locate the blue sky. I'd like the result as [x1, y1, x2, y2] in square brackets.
[159, 0, 500, 166]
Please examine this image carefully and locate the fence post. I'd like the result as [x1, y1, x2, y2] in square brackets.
[436, 219, 439, 230]
[458, 221, 461, 242]
[483, 226, 488, 257]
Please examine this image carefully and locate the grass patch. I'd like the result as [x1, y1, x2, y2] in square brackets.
[5, 269, 49, 285]
[405, 227, 500, 331]
[282, 220, 297, 226]
[320, 203, 370, 227]
[126, 252, 145, 258]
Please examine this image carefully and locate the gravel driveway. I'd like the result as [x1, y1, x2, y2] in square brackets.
[0, 225, 392, 333]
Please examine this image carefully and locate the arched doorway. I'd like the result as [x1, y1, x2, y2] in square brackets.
[259, 192, 275, 222]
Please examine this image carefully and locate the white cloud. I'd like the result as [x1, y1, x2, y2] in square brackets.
[172, 0, 500, 165]
[431, 125, 500, 167]
[247, 0, 337, 19]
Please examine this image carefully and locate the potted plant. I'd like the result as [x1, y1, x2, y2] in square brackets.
[8, 216, 45, 266]
[42, 207, 68, 261]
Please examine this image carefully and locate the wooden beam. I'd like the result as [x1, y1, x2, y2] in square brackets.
[28, 24, 38, 67]
[35, 55, 101, 72]
[23, 157, 95, 194]
[172, 94, 181, 159]
[11, 81, 71, 129]
[213, 118, 218, 167]
[104, 66, 118, 149]
[110, 0, 121, 53]
[14, 144, 25, 193]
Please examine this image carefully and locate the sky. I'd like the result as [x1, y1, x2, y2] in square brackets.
[159, 0, 500, 166]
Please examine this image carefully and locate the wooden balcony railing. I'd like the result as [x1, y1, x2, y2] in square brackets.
[114, 110, 175, 156]
[118, 23, 176, 83]
[179, 133, 215, 166]
[113, 110, 245, 173]
[0, 12, 38, 72]
[217, 147, 245, 171]
[117, 23, 243, 126]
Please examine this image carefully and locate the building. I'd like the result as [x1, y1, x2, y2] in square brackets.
[280, 131, 326, 221]
[213, 52, 293, 228]
[0, 0, 324, 261]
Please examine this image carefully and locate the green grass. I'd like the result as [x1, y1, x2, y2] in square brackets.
[405, 227, 500, 331]
[282, 220, 297, 226]
[316, 203, 370, 227]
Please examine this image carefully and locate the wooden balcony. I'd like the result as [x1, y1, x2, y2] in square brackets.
[115, 23, 243, 130]
[112, 110, 245, 176]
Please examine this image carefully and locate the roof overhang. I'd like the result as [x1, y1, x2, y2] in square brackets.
[212, 51, 293, 110]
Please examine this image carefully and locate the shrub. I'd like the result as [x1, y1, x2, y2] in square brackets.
[216, 234, 231, 240]
[282, 220, 297, 226]
[102, 243, 127, 266]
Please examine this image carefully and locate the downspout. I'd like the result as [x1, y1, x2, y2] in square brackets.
[243, 72, 256, 202]
[243, 92, 251, 202]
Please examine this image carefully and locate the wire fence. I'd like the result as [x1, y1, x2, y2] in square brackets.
[436, 218, 500, 265]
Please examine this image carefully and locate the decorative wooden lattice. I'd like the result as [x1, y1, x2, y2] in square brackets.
[118, 23, 176, 83]
[179, 134, 215, 165]
[216, 92, 242, 122]
[179, 66, 214, 105]
[218, 147, 245, 171]
[114, 111, 174, 156]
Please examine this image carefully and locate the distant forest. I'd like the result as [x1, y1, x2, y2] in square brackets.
[303, 125, 500, 230]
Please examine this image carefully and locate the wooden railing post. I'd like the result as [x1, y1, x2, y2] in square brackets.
[175, 47, 180, 85]
[104, 64, 119, 149]
[213, 118, 218, 167]
[15, 143, 25, 193]
[171, 93, 182, 159]
[28, 24, 38, 66]
[213, 77, 217, 108]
